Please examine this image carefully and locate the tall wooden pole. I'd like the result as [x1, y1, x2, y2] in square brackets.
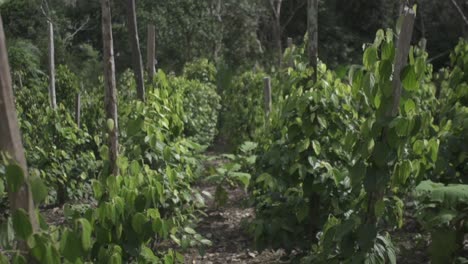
[147, 24, 156, 82]
[48, 20, 57, 109]
[0, 14, 38, 234]
[366, 5, 416, 226]
[75, 91, 81, 129]
[126, 0, 145, 101]
[263, 77, 272, 119]
[307, 0, 318, 82]
[101, 0, 119, 176]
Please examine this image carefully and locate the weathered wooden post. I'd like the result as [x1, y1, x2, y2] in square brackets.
[287, 37, 294, 68]
[48, 20, 57, 109]
[366, 5, 416, 226]
[307, 0, 318, 82]
[75, 90, 81, 129]
[101, 0, 119, 176]
[263, 77, 272, 119]
[0, 14, 39, 239]
[147, 24, 156, 82]
[126, 0, 145, 101]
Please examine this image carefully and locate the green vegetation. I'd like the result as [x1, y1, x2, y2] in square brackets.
[0, 1, 467, 263]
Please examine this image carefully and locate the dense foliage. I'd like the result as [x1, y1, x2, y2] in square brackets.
[1, 1, 468, 263]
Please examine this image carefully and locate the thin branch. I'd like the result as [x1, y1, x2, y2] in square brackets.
[41, 0, 52, 22]
[450, 0, 468, 25]
[63, 17, 90, 44]
[281, 0, 307, 31]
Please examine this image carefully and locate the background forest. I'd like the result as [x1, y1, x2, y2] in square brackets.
[0, 0, 467, 263]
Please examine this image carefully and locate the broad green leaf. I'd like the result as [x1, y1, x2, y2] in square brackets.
[363, 46, 378, 69]
[404, 99, 416, 114]
[184, 227, 196, 235]
[92, 180, 103, 200]
[140, 245, 159, 262]
[12, 209, 33, 240]
[402, 66, 418, 91]
[29, 175, 47, 204]
[129, 160, 140, 176]
[131, 213, 147, 234]
[312, 140, 321, 155]
[60, 229, 81, 262]
[6, 164, 25, 193]
[76, 219, 92, 251]
[106, 118, 115, 132]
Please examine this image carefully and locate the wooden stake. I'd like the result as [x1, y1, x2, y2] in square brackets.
[101, 0, 119, 176]
[147, 24, 156, 82]
[0, 14, 38, 235]
[264, 77, 272, 119]
[48, 21, 57, 109]
[126, 0, 145, 101]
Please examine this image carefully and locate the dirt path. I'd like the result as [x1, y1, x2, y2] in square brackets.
[184, 183, 294, 264]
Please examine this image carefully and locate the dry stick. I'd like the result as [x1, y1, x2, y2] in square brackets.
[101, 0, 119, 176]
[0, 14, 39, 238]
[126, 0, 145, 101]
[450, 0, 468, 26]
[48, 20, 57, 109]
[263, 77, 272, 120]
[307, 0, 318, 82]
[147, 24, 156, 82]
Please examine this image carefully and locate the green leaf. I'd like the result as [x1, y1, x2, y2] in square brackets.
[76, 218, 92, 251]
[404, 99, 416, 114]
[106, 118, 115, 132]
[200, 239, 212, 246]
[12, 254, 26, 264]
[131, 213, 147, 234]
[127, 117, 144, 137]
[129, 160, 140, 176]
[184, 227, 196, 235]
[12, 209, 33, 240]
[363, 46, 378, 69]
[140, 245, 159, 262]
[29, 175, 47, 204]
[231, 172, 251, 189]
[312, 140, 321, 155]
[60, 229, 81, 262]
[6, 164, 25, 193]
[402, 66, 418, 91]
[92, 180, 103, 200]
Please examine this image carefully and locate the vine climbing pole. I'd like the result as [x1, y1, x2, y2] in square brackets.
[365, 5, 416, 226]
[101, 0, 119, 176]
[0, 14, 39, 239]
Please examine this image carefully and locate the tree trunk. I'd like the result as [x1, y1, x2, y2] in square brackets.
[0, 14, 38, 236]
[146, 24, 156, 81]
[101, 0, 119, 176]
[307, 0, 318, 82]
[48, 21, 57, 109]
[126, 0, 145, 101]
